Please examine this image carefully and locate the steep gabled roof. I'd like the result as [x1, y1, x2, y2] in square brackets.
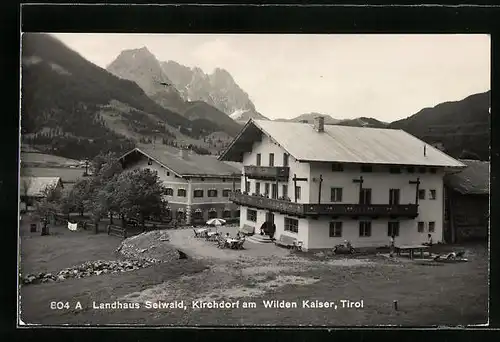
[19, 177, 63, 197]
[21, 167, 85, 183]
[445, 159, 490, 195]
[219, 119, 466, 168]
[120, 147, 242, 178]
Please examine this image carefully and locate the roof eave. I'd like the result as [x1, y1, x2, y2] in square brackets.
[218, 119, 255, 162]
[183, 173, 242, 178]
[296, 158, 466, 168]
[454, 188, 489, 196]
[121, 148, 184, 178]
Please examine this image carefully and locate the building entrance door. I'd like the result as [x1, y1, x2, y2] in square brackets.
[266, 211, 274, 224]
[264, 212, 276, 239]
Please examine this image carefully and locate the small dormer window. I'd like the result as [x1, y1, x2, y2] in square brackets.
[147, 159, 152, 166]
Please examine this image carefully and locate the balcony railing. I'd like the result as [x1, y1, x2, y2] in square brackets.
[302, 203, 418, 217]
[230, 191, 303, 215]
[244, 165, 289, 181]
[229, 191, 418, 218]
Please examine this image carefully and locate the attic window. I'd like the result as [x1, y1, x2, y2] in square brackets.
[331, 163, 344, 172]
[147, 159, 152, 166]
[200, 177, 205, 181]
[406, 167, 415, 173]
[429, 168, 437, 174]
[389, 167, 401, 174]
[418, 167, 426, 174]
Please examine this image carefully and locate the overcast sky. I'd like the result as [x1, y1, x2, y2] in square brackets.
[52, 33, 490, 121]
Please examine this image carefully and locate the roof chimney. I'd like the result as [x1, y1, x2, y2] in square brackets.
[424, 144, 427, 157]
[179, 148, 188, 159]
[313, 116, 325, 133]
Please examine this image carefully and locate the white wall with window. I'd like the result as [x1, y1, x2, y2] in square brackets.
[239, 206, 267, 231]
[271, 213, 310, 248]
[307, 217, 425, 249]
[307, 161, 444, 245]
[309, 162, 444, 207]
[242, 135, 311, 203]
[190, 178, 240, 205]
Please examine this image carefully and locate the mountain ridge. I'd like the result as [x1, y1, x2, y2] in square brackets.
[106, 48, 246, 135]
[160, 60, 269, 121]
[389, 90, 490, 160]
[21, 34, 232, 159]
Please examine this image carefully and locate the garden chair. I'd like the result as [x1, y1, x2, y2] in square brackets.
[236, 239, 245, 250]
[217, 236, 227, 249]
[209, 232, 220, 242]
[292, 240, 303, 252]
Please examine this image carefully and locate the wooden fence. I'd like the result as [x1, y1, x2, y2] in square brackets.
[107, 224, 128, 238]
[83, 221, 98, 232]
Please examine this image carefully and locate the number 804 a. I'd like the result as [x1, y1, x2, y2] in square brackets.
[50, 301, 70, 310]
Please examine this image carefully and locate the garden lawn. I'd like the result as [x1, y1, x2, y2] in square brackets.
[19, 221, 488, 327]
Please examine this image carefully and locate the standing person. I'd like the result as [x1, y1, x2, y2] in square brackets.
[269, 222, 276, 240]
[390, 234, 395, 257]
[260, 221, 267, 236]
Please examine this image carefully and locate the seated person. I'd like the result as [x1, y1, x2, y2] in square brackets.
[225, 233, 231, 239]
[423, 234, 433, 246]
[236, 232, 241, 240]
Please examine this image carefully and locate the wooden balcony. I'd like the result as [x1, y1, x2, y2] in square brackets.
[302, 203, 419, 218]
[230, 191, 303, 215]
[244, 165, 289, 181]
[229, 192, 419, 218]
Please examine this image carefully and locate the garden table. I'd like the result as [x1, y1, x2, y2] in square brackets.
[395, 244, 430, 259]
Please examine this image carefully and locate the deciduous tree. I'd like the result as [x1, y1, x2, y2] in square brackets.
[113, 168, 168, 229]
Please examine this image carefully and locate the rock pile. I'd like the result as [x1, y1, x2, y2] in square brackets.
[115, 230, 180, 263]
[21, 259, 152, 285]
[21, 231, 180, 286]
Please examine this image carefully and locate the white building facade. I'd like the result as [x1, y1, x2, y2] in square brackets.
[120, 147, 241, 224]
[220, 117, 465, 251]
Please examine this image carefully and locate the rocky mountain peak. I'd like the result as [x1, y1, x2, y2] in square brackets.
[106, 48, 185, 109]
[161, 61, 259, 116]
[112, 46, 155, 64]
